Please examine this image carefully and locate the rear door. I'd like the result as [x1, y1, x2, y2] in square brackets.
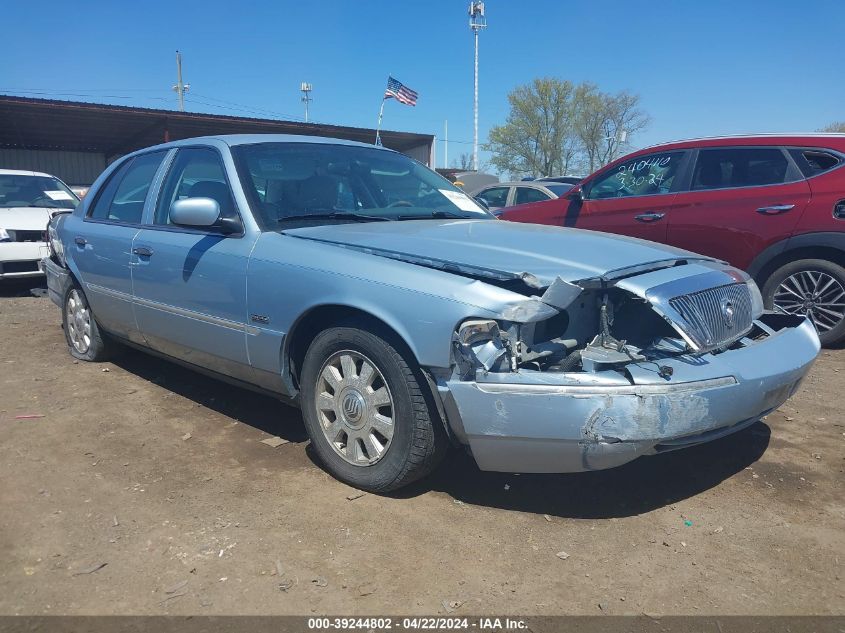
[131, 146, 257, 381]
[667, 147, 810, 270]
[569, 150, 689, 243]
[68, 150, 167, 342]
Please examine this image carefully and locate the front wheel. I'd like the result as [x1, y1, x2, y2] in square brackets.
[300, 325, 447, 492]
[761, 258, 845, 346]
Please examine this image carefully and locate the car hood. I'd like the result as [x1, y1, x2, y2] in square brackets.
[0, 207, 55, 230]
[283, 219, 711, 288]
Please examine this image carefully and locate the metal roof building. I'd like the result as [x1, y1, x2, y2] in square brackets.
[0, 95, 434, 186]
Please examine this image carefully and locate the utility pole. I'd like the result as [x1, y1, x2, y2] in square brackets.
[300, 82, 313, 122]
[469, 1, 486, 171]
[444, 120, 448, 169]
[172, 50, 190, 112]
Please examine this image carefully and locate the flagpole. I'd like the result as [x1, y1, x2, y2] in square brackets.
[375, 96, 387, 146]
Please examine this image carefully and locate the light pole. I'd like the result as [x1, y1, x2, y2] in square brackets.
[172, 50, 190, 112]
[300, 82, 313, 122]
[469, 1, 486, 171]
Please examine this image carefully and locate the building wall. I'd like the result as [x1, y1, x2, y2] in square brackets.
[403, 143, 433, 166]
[0, 149, 106, 185]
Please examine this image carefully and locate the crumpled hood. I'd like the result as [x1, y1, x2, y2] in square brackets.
[0, 207, 54, 231]
[283, 219, 710, 287]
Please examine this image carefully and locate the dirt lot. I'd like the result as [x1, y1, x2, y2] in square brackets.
[1, 286, 843, 616]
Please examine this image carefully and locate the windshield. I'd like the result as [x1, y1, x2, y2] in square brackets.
[0, 174, 79, 209]
[232, 142, 492, 228]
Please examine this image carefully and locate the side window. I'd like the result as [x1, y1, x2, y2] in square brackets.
[789, 148, 842, 177]
[691, 148, 788, 190]
[515, 187, 551, 205]
[155, 148, 236, 225]
[587, 152, 683, 200]
[88, 152, 165, 223]
[477, 186, 510, 207]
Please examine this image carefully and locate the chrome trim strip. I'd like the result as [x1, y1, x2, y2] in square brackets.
[87, 283, 251, 333]
[132, 295, 246, 332]
[474, 376, 737, 395]
[86, 282, 132, 302]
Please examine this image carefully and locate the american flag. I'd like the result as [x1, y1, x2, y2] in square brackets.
[384, 76, 418, 106]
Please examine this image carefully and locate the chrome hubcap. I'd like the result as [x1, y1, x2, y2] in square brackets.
[66, 289, 92, 354]
[315, 350, 395, 466]
[774, 270, 845, 333]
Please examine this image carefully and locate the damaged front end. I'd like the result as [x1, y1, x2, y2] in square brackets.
[440, 261, 820, 474]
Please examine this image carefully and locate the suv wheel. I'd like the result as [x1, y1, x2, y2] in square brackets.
[762, 258, 845, 346]
[300, 324, 447, 492]
[62, 285, 115, 361]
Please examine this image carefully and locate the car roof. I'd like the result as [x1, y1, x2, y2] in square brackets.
[639, 133, 845, 153]
[131, 133, 388, 154]
[481, 181, 553, 188]
[0, 168, 56, 178]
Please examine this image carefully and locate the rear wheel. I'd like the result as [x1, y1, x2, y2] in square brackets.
[300, 324, 447, 492]
[62, 285, 115, 361]
[762, 258, 845, 346]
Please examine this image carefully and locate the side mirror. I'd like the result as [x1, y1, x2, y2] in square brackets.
[170, 197, 221, 227]
[170, 197, 243, 234]
[474, 196, 490, 211]
[566, 187, 584, 201]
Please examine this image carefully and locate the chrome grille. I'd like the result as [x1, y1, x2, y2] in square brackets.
[669, 283, 753, 351]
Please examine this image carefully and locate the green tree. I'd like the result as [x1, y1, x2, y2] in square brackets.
[484, 79, 650, 178]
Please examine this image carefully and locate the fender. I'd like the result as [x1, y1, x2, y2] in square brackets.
[747, 232, 845, 280]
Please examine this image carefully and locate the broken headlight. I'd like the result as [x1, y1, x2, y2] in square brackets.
[455, 319, 511, 373]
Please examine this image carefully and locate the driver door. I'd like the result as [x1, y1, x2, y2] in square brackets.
[570, 150, 690, 244]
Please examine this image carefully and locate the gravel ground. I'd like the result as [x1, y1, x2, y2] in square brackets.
[0, 287, 843, 616]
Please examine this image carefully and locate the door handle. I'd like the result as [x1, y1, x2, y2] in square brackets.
[132, 246, 154, 257]
[74, 236, 87, 247]
[634, 212, 665, 223]
[756, 204, 795, 215]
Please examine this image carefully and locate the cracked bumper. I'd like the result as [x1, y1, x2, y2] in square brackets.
[442, 314, 820, 473]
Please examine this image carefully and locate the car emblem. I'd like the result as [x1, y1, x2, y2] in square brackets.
[341, 391, 365, 423]
[721, 299, 735, 328]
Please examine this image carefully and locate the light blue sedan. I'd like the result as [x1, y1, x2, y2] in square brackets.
[44, 135, 820, 491]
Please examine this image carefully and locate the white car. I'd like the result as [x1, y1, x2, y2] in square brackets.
[471, 180, 574, 215]
[0, 169, 79, 280]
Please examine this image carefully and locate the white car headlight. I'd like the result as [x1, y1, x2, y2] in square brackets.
[0, 228, 10, 242]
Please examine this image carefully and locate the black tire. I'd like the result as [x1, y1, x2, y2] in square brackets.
[300, 324, 448, 492]
[62, 283, 115, 361]
[761, 258, 845, 346]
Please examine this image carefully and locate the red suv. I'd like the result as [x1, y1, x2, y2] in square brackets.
[500, 135, 845, 345]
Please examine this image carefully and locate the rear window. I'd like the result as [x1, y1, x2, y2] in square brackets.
[789, 149, 842, 177]
[691, 148, 789, 190]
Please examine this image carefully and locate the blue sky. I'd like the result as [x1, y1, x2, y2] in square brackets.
[3, 1, 844, 170]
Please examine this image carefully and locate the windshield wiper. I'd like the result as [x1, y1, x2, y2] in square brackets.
[277, 212, 393, 223]
[397, 209, 468, 220]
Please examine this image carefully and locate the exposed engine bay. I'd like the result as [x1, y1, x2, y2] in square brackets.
[452, 262, 764, 379]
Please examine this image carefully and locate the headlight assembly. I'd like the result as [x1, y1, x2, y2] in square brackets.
[746, 279, 764, 319]
[0, 228, 10, 243]
[455, 319, 510, 372]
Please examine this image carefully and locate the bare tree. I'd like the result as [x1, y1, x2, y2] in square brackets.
[819, 121, 845, 133]
[576, 86, 650, 173]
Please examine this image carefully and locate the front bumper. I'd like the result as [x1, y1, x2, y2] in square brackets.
[442, 313, 820, 473]
[43, 257, 72, 307]
[0, 242, 49, 279]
